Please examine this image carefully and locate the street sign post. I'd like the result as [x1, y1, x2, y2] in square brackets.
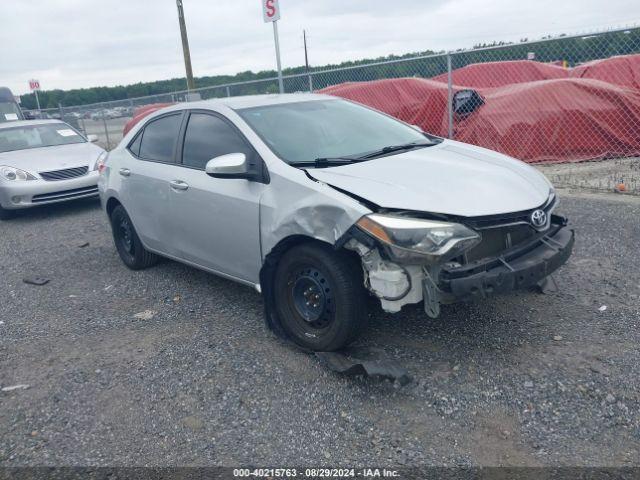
[262, 0, 284, 94]
[29, 79, 41, 112]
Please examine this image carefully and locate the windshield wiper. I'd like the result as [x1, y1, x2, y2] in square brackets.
[288, 141, 436, 168]
[289, 157, 363, 168]
[356, 141, 434, 160]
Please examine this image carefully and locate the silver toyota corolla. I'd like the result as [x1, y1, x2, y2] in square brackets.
[99, 94, 574, 351]
[0, 120, 106, 220]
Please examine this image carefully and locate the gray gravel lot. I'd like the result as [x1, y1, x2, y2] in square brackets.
[0, 191, 639, 467]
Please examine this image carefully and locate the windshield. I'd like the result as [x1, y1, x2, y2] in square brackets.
[0, 102, 23, 123]
[236, 99, 436, 164]
[0, 123, 85, 153]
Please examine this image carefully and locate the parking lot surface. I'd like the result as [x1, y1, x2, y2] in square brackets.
[1, 191, 639, 466]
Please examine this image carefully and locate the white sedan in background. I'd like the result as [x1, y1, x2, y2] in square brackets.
[0, 120, 106, 220]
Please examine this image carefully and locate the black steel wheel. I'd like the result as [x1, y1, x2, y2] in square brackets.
[273, 242, 367, 351]
[110, 205, 158, 270]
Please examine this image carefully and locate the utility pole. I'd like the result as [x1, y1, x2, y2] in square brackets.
[304, 30, 313, 92]
[176, 0, 195, 92]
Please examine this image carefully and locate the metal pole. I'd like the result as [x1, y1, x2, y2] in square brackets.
[34, 90, 41, 114]
[58, 102, 65, 123]
[446, 53, 453, 139]
[273, 20, 284, 94]
[176, 0, 195, 92]
[226, 86, 231, 97]
[304, 29, 313, 92]
[102, 111, 111, 150]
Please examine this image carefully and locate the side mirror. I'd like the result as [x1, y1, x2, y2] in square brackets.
[205, 153, 253, 179]
[87, 134, 99, 143]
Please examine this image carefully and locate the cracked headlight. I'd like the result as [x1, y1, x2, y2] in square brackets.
[356, 213, 481, 263]
[0, 166, 37, 181]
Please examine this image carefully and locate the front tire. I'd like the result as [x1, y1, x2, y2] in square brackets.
[273, 242, 368, 351]
[110, 205, 158, 270]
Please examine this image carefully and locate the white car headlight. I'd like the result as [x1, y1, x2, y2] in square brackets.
[356, 213, 481, 263]
[0, 166, 37, 181]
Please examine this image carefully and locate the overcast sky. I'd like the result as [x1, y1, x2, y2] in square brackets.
[1, 0, 638, 95]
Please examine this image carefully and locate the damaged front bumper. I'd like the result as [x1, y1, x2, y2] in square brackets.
[347, 215, 574, 317]
[438, 216, 574, 301]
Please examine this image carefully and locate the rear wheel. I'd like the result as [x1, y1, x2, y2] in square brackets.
[273, 242, 367, 351]
[0, 205, 15, 221]
[110, 205, 158, 270]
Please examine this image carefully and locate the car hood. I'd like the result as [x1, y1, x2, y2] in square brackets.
[0, 142, 104, 174]
[306, 140, 552, 217]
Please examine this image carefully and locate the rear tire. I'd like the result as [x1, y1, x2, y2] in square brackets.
[273, 242, 367, 351]
[110, 205, 158, 270]
[0, 205, 15, 221]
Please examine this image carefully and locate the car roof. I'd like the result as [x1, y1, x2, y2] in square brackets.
[0, 119, 68, 130]
[171, 93, 336, 112]
[124, 93, 342, 137]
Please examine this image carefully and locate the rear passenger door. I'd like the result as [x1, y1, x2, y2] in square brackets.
[121, 112, 184, 254]
[168, 110, 265, 284]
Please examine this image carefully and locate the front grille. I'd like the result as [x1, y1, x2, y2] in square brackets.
[39, 166, 88, 181]
[458, 196, 557, 263]
[32, 186, 98, 203]
[464, 224, 536, 263]
[464, 196, 556, 230]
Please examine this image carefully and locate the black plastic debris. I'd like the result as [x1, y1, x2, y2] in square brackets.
[77, 242, 90, 248]
[316, 346, 413, 385]
[23, 277, 50, 286]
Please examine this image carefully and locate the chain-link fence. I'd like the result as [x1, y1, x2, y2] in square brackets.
[41, 25, 640, 194]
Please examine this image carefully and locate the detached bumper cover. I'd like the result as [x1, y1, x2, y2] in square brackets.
[439, 216, 574, 300]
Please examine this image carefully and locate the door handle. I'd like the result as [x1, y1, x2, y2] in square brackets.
[119, 168, 131, 177]
[170, 180, 189, 191]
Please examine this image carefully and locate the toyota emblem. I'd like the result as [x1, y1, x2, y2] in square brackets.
[530, 209, 547, 228]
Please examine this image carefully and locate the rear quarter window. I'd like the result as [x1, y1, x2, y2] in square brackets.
[128, 131, 142, 157]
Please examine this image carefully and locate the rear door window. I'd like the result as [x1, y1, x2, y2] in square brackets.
[138, 113, 182, 163]
[182, 113, 252, 169]
[128, 132, 142, 157]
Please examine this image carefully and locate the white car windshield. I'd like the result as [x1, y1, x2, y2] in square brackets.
[237, 99, 438, 164]
[0, 124, 85, 153]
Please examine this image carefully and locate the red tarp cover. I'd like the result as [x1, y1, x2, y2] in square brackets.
[321, 76, 640, 163]
[570, 54, 640, 90]
[455, 78, 640, 163]
[321, 78, 461, 138]
[430, 60, 568, 88]
[123, 103, 174, 136]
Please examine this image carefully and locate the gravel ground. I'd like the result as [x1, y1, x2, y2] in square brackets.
[0, 191, 639, 467]
[537, 158, 640, 195]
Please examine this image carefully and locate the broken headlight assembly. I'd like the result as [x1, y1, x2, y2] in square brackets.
[356, 213, 481, 263]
